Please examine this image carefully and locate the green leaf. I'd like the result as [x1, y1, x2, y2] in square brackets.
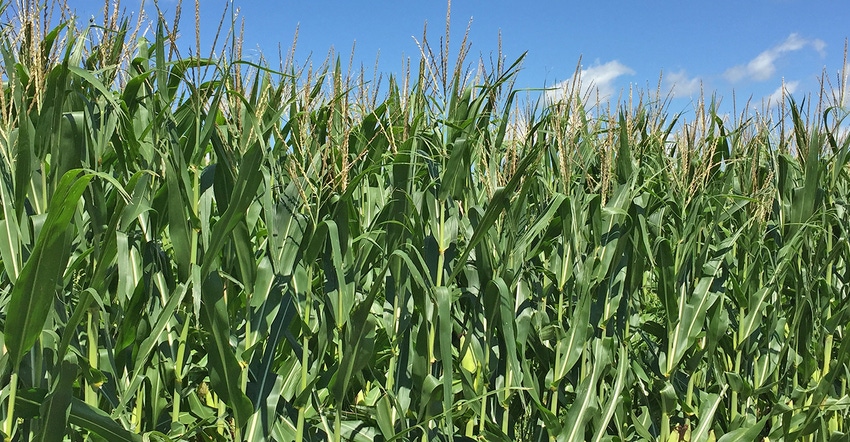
[165, 154, 191, 281]
[448, 130, 544, 283]
[0, 175, 22, 282]
[331, 293, 377, 403]
[201, 142, 264, 278]
[591, 345, 629, 442]
[5, 169, 93, 369]
[323, 220, 354, 330]
[554, 293, 590, 384]
[13, 102, 33, 220]
[35, 358, 77, 442]
[690, 385, 728, 442]
[439, 137, 470, 201]
[716, 417, 768, 442]
[67, 65, 122, 109]
[199, 272, 254, 428]
[17, 388, 142, 442]
[616, 110, 634, 184]
[117, 282, 187, 411]
[557, 368, 598, 442]
[435, 286, 454, 432]
[666, 273, 722, 375]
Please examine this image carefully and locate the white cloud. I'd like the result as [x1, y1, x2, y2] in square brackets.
[545, 60, 634, 105]
[724, 33, 826, 82]
[767, 80, 799, 105]
[663, 70, 701, 98]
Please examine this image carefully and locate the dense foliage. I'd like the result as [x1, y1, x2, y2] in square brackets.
[0, 2, 849, 441]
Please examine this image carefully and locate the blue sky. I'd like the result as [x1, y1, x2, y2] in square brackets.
[71, 0, 849, 113]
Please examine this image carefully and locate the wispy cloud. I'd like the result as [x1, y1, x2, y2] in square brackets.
[767, 80, 799, 105]
[545, 60, 634, 104]
[663, 70, 701, 98]
[724, 33, 826, 83]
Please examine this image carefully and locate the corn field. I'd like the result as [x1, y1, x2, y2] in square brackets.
[0, 1, 849, 441]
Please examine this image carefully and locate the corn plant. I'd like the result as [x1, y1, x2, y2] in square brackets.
[0, 1, 849, 441]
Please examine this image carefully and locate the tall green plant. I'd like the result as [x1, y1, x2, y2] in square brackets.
[1, 2, 850, 442]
